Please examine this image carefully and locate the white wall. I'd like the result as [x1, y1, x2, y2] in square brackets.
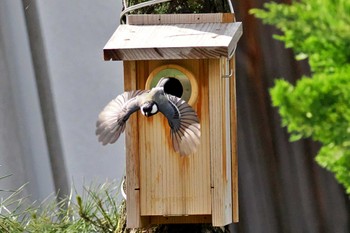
[0, 0, 54, 201]
[0, 0, 125, 200]
[36, 0, 126, 191]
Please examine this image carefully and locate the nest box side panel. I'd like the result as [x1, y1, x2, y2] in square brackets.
[209, 58, 233, 226]
[230, 56, 239, 223]
[136, 60, 212, 217]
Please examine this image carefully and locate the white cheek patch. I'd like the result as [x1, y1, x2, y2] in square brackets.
[151, 104, 158, 114]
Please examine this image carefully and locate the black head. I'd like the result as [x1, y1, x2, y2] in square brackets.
[141, 101, 159, 117]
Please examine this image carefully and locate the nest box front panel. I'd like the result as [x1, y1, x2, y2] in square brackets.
[135, 60, 212, 216]
[123, 58, 237, 227]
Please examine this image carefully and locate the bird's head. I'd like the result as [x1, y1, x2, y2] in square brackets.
[141, 101, 159, 117]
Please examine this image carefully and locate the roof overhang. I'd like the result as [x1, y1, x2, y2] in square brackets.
[103, 13, 243, 61]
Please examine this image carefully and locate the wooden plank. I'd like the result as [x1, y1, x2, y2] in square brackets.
[138, 60, 211, 217]
[104, 47, 228, 61]
[209, 58, 233, 226]
[222, 58, 233, 224]
[126, 13, 235, 25]
[229, 56, 239, 223]
[209, 58, 223, 226]
[103, 22, 242, 60]
[124, 61, 147, 228]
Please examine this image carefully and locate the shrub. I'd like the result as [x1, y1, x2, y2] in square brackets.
[251, 0, 350, 193]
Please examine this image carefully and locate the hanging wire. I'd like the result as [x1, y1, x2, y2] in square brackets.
[227, 0, 234, 14]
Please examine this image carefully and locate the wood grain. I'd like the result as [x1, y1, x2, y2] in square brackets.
[137, 60, 211, 217]
[229, 56, 239, 223]
[124, 61, 149, 228]
[103, 22, 242, 60]
[123, 58, 238, 227]
[208, 58, 233, 226]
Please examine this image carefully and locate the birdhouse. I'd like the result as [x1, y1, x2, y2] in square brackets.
[103, 12, 242, 228]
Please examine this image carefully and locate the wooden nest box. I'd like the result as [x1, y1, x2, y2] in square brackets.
[103, 13, 242, 228]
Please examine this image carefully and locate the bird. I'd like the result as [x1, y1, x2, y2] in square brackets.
[95, 77, 200, 156]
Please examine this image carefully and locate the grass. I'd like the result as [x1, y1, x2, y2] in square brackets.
[0, 176, 123, 233]
[0, 175, 227, 233]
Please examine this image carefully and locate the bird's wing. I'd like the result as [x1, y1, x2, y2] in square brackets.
[156, 77, 170, 88]
[159, 94, 200, 156]
[96, 90, 147, 145]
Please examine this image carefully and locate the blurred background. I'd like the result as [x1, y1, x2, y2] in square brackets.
[0, 0, 124, 200]
[0, 0, 349, 232]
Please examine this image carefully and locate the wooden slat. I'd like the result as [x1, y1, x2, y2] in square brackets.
[126, 13, 235, 25]
[223, 59, 234, 224]
[209, 58, 222, 225]
[103, 22, 242, 60]
[209, 58, 233, 226]
[124, 61, 148, 228]
[229, 56, 239, 223]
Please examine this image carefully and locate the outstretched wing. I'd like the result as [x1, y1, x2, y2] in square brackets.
[96, 90, 147, 145]
[159, 94, 200, 156]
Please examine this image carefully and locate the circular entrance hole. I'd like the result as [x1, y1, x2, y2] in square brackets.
[146, 65, 198, 106]
[162, 77, 183, 98]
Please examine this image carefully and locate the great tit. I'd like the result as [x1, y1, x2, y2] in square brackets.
[96, 78, 200, 156]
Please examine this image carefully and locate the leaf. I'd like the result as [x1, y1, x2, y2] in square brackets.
[295, 53, 308, 60]
[252, 0, 350, 193]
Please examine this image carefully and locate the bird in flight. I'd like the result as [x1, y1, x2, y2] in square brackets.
[96, 77, 200, 156]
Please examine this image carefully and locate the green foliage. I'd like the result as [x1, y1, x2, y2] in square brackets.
[251, 0, 350, 193]
[0, 175, 226, 233]
[250, 0, 350, 73]
[270, 67, 350, 145]
[316, 144, 350, 193]
[270, 67, 350, 193]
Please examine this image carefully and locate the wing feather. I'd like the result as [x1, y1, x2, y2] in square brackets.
[96, 90, 147, 145]
[160, 94, 200, 156]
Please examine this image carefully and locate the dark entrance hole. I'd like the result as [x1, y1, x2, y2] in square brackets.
[163, 77, 183, 98]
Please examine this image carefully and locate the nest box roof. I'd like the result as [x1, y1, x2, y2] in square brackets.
[103, 13, 242, 61]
